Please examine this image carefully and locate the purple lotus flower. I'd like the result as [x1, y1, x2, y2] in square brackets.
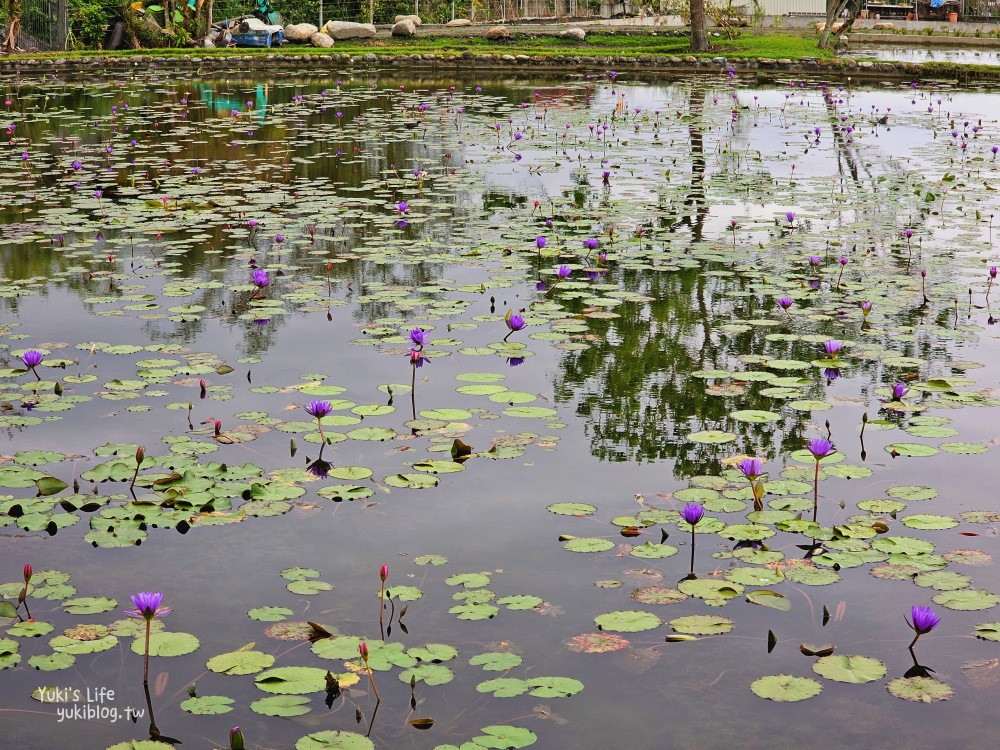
[21, 350, 42, 368]
[506, 313, 526, 331]
[808, 437, 834, 460]
[860, 300, 873, 317]
[397, 200, 409, 214]
[71, 160, 82, 170]
[785, 211, 795, 224]
[907, 605, 940, 635]
[737, 457, 763, 480]
[892, 382, 909, 400]
[125, 591, 172, 621]
[305, 400, 332, 419]
[777, 297, 793, 311]
[584, 238, 599, 251]
[991, 266, 997, 279]
[822, 340, 843, 357]
[556, 265, 571, 278]
[274, 234, 284, 244]
[536, 236, 547, 249]
[252, 269, 269, 287]
[839, 256, 848, 266]
[808, 256, 821, 267]
[681, 504, 704, 526]
[409, 327, 426, 347]
[904, 229, 913, 239]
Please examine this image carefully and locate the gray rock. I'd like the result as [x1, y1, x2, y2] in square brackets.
[394, 14, 421, 26]
[310, 32, 334, 47]
[391, 19, 416, 37]
[486, 25, 510, 39]
[560, 27, 585, 40]
[323, 21, 377, 40]
[284, 23, 318, 42]
[446, 18, 471, 26]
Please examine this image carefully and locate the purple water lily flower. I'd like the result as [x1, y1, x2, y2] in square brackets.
[991, 266, 997, 279]
[305, 400, 332, 419]
[892, 382, 909, 400]
[907, 605, 940, 635]
[785, 211, 796, 224]
[409, 327, 426, 348]
[125, 591, 172, 621]
[860, 300, 873, 317]
[681, 503, 704, 526]
[808, 256, 821, 267]
[506, 313, 526, 331]
[737, 457, 763, 480]
[822, 340, 843, 357]
[252, 269, 269, 287]
[777, 297, 793, 311]
[230, 727, 245, 750]
[536, 236, 547, 250]
[556, 265, 571, 278]
[397, 200, 409, 215]
[808, 437, 834, 460]
[21, 350, 42, 368]
[584, 238, 599, 251]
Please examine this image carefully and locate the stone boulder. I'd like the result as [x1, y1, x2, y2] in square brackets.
[814, 21, 844, 32]
[560, 27, 586, 40]
[872, 21, 895, 29]
[310, 31, 334, 47]
[485, 25, 509, 39]
[323, 20, 377, 40]
[284, 23, 318, 42]
[394, 14, 421, 26]
[391, 19, 416, 37]
[446, 18, 471, 26]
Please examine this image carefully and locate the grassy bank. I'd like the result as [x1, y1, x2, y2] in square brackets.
[3, 30, 830, 62]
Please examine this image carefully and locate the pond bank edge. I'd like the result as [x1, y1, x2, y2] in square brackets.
[2, 52, 997, 83]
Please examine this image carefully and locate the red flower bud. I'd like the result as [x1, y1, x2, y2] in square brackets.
[359, 641, 369, 661]
[23, 564, 31, 583]
[379, 564, 388, 582]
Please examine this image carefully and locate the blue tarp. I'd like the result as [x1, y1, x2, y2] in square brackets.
[930, 0, 943, 7]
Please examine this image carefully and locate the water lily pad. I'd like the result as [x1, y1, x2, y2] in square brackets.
[812, 655, 886, 684]
[885, 443, 939, 458]
[688, 430, 737, 444]
[746, 590, 791, 611]
[180, 695, 234, 714]
[669, 615, 734, 635]
[295, 730, 374, 750]
[547, 502, 597, 516]
[206, 649, 275, 675]
[594, 610, 662, 633]
[470, 652, 523, 670]
[730, 410, 781, 423]
[631, 586, 687, 605]
[257, 666, 329, 694]
[933, 589, 1000, 611]
[131, 631, 199, 657]
[472, 725, 537, 749]
[563, 537, 615, 553]
[751, 675, 822, 702]
[886, 676, 953, 702]
[250, 694, 312, 717]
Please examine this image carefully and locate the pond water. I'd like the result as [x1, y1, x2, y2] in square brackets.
[850, 44, 1000, 65]
[2, 66, 1000, 750]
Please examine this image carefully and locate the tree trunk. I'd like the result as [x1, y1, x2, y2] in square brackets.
[818, 0, 850, 49]
[690, 0, 709, 52]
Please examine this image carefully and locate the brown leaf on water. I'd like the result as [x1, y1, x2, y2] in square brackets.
[962, 658, 1000, 688]
[409, 718, 434, 729]
[153, 671, 169, 697]
[800, 643, 835, 657]
[533, 705, 568, 725]
[617, 646, 661, 674]
[566, 633, 630, 654]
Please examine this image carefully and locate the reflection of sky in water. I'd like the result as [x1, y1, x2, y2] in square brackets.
[851, 46, 1000, 65]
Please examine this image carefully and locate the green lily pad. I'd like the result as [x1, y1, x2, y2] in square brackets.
[594, 610, 662, 633]
[206, 649, 275, 675]
[746, 590, 791, 611]
[470, 652, 523, 671]
[131, 631, 199, 657]
[256, 666, 329, 694]
[295, 731, 375, 750]
[812, 655, 887, 684]
[180, 695, 234, 715]
[250, 694, 312, 717]
[547, 502, 597, 516]
[398, 664, 455, 686]
[688, 430, 737, 444]
[730, 410, 782, 423]
[472, 725, 537, 749]
[751, 675, 822, 702]
[669, 615, 734, 635]
[933, 589, 1000, 611]
[886, 676, 953, 702]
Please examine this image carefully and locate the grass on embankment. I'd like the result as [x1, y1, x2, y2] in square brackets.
[3, 30, 831, 62]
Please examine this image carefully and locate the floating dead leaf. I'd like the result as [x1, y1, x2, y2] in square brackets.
[620, 526, 643, 538]
[962, 658, 1000, 688]
[800, 643, 835, 657]
[409, 718, 434, 729]
[533, 705, 568, 725]
[566, 633, 630, 653]
[617, 646, 661, 674]
[264, 621, 315, 641]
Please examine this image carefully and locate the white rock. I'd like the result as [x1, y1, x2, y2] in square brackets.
[323, 20, 377, 40]
[446, 18, 471, 26]
[560, 27, 586, 40]
[394, 14, 421, 26]
[284, 23, 318, 42]
[391, 19, 416, 37]
[310, 31, 334, 47]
